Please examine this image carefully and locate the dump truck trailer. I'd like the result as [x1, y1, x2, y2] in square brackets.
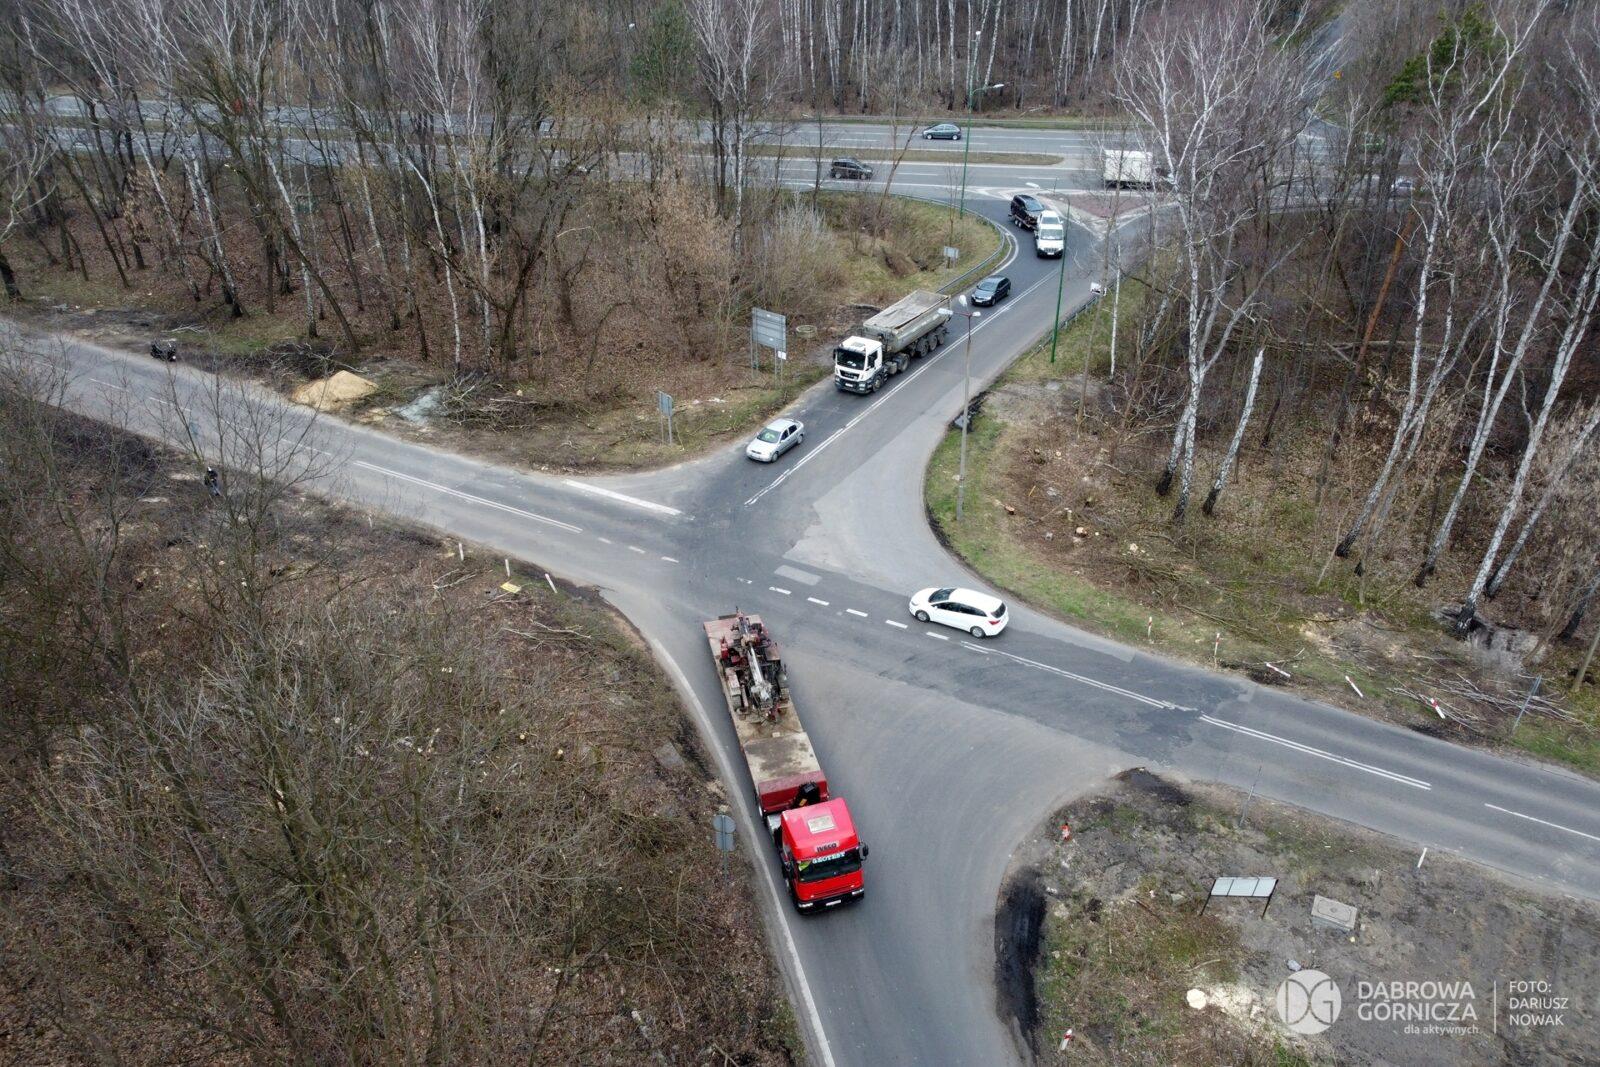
[833, 290, 952, 394]
[703, 612, 868, 910]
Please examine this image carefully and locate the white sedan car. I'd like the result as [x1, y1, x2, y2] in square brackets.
[746, 417, 805, 462]
[908, 586, 1009, 638]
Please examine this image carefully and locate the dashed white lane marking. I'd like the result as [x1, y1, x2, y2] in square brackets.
[743, 230, 1036, 510]
[88, 377, 128, 391]
[628, 545, 647, 554]
[925, 631, 950, 641]
[661, 556, 680, 564]
[807, 597, 830, 606]
[352, 461, 582, 533]
[967, 642, 1190, 711]
[738, 578, 753, 584]
[886, 620, 909, 629]
[846, 609, 869, 617]
[769, 586, 792, 595]
[1484, 803, 1600, 844]
[561, 479, 682, 516]
[597, 537, 613, 544]
[1200, 715, 1433, 791]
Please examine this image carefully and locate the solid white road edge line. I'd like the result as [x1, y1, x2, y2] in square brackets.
[561, 478, 683, 517]
[1484, 803, 1600, 844]
[647, 639, 837, 1067]
[966, 642, 1188, 711]
[351, 460, 582, 533]
[1200, 714, 1433, 791]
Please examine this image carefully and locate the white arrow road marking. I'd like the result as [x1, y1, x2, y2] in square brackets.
[966, 643, 1190, 711]
[1200, 715, 1433, 791]
[353, 461, 581, 533]
[562, 479, 682, 516]
[1484, 803, 1600, 844]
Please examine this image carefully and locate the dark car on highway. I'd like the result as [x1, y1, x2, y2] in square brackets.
[923, 123, 962, 140]
[830, 157, 874, 180]
[970, 275, 1011, 306]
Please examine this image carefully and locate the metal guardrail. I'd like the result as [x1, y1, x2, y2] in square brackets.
[932, 210, 1011, 297]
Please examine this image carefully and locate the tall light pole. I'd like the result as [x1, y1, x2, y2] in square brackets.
[959, 61, 1005, 219]
[1047, 233, 1070, 366]
[955, 296, 981, 521]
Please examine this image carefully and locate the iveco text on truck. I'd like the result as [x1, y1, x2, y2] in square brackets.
[833, 290, 952, 394]
[703, 612, 868, 911]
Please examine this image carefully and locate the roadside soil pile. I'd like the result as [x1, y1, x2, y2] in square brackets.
[998, 768, 1600, 1065]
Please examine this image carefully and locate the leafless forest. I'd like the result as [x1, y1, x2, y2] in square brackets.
[1075, 0, 1598, 661]
[0, 0, 1594, 656]
[0, 351, 790, 1060]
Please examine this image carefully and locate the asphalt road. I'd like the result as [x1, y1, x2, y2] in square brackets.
[10, 189, 1600, 1067]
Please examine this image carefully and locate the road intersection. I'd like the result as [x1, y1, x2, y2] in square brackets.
[9, 147, 1600, 1067]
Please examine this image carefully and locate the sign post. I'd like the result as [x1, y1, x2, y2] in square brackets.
[713, 812, 736, 871]
[752, 308, 787, 371]
[656, 390, 675, 445]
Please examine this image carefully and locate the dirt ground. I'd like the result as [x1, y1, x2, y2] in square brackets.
[998, 769, 1600, 1066]
[0, 407, 794, 1063]
[8, 193, 998, 473]
[926, 288, 1600, 776]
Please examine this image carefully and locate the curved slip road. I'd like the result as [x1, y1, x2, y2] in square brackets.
[9, 168, 1600, 1067]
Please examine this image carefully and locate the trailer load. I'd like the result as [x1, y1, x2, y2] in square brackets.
[834, 290, 952, 394]
[703, 612, 868, 910]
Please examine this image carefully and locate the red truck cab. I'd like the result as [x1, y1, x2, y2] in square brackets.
[778, 798, 868, 910]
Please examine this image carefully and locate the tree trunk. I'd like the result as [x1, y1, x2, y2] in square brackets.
[1202, 348, 1263, 516]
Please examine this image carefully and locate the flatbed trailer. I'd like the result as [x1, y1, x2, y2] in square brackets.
[703, 612, 867, 910]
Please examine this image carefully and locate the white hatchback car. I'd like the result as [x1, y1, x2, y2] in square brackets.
[746, 417, 805, 462]
[908, 586, 1009, 638]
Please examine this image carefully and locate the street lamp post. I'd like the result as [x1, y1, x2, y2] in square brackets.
[959, 64, 1005, 220]
[955, 296, 981, 521]
[1048, 230, 1070, 364]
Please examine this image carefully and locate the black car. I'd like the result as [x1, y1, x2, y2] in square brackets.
[971, 275, 1011, 306]
[923, 123, 962, 141]
[1009, 193, 1046, 229]
[830, 157, 874, 180]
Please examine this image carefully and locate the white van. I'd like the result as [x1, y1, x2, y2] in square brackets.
[1034, 212, 1065, 258]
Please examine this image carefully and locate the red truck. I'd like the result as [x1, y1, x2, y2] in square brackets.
[704, 611, 868, 911]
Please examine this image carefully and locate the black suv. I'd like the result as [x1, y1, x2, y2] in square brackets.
[830, 157, 874, 180]
[1009, 193, 1046, 229]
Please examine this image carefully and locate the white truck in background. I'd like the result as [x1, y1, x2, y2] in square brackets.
[833, 290, 952, 394]
[1103, 149, 1168, 189]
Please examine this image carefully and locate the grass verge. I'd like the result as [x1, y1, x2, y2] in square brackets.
[925, 279, 1600, 774]
[752, 144, 1063, 166]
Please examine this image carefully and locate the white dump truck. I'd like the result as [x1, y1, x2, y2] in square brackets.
[1103, 149, 1167, 189]
[833, 290, 952, 394]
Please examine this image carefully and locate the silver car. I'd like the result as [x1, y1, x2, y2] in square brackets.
[746, 417, 805, 462]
